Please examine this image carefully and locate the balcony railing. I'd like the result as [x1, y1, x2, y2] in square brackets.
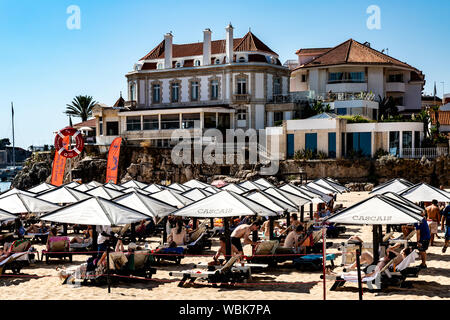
[124, 100, 137, 108]
[268, 91, 316, 104]
[233, 94, 251, 103]
[317, 91, 376, 102]
[401, 147, 448, 159]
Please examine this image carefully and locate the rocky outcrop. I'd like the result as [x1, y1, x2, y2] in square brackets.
[11, 152, 53, 190]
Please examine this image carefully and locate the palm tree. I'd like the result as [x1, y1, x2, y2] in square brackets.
[377, 95, 398, 121]
[413, 109, 431, 140]
[64, 95, 97, 122]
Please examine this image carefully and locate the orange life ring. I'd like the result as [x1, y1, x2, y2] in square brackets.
[54, 127, 84, 158]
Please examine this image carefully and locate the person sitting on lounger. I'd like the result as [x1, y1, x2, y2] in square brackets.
[283, 225, 307, 254]
[167, 220, 187, 246]
[280, 214, 301, 236]
[230, 221, 261, 255]
[212, 236, 241, 265]
[0, 248, 12, 263]
[70, 225, 93, 244]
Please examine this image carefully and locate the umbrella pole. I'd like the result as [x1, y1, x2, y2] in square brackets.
[162, 217, 168, 244]
[269, 216, 274, 240]
[106, 246, 111, 293]
[92, 227, 98, 257]
[356, 245, 363, 301]
[224, 218, 231, 261]
[130, 223, 136, 243]
[63, 223, 67, 236]
[286, 212, 291, 228]
[309, 203, 313, 220]
[372, 226, 379, 263]
[210, 218, 214, 230]
[322, 227, 327, 300]
[300, 206, 304, 222]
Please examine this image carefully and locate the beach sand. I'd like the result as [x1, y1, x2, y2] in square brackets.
[1, 191, 449, 300]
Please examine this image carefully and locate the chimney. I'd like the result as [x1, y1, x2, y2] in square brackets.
[203, 28, 212, 66]
[164, 32, 173, 69]
[225, 23, 234, 64]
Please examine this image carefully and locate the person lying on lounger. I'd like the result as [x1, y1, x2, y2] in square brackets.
[70, 225, 93, 244]
[26, 221, 49, 234]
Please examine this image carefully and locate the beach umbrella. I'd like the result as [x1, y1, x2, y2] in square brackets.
[239, 180, 266, 191]
[149, 189, 194, 208]
[73, 183, 95, 192]
[370, 179, 413, 195]
[27, 182, 56, 194]
[182, 179, 210, 189]
[306, 181, 338, 195]
[211, 180, 227, 188]
[0, 209, 16, 222]
[300, 185, 334, 203]
[113, 191, 177, 218]
[279, 184, 326, 204]
[167, 182, 191, 192]
[381, 192, 424, 213]
[36, 186, 91, 204]
[143, 184, 166, 194]
[253, 178, 276, 189]
[221, 183, 247, 195]
[63, 181, 82, 189]
[264, 187, 311, 208]
[203, 186, 220, 194]
[121, 187, 151, 196]
[0, 193, 60, 214]
[315, 178, 349, 193]
[172, 190, 277, 218]
[181, 188, 212, 202]
[104, 182, 126, 191]
[87, 186, 124, 200]
[243, 190, 297, 214]
[399, 183, 450, 203]
[0, 188, 36, 199]
[40, 196, 151, 226]
[87, 181, 103, 188]
[120, 180, 148, 190]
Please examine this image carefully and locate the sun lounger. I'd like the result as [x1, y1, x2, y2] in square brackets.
[41, 236, 72, 264]
[69, 238, 93, 252]
[246, 240, 279, 266]
[169, 256, 251, 287]
[185, 225, 212, 254]
[153, 246, 185, 264]
[24, 232, 49, 244]
[294, 253, 336, 271]
[0, 252, 30, 276]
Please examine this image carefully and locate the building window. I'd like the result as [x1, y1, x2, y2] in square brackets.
[157, 63, 163, 69]
[182, 113, 200, 129]
[238, 56, 246, 63]
[237, 108, 247, 120]
[211, 80, 219, 100]
[194, 60, 201, 67]
[328, 72, 365, 83]
[175, 61, 182, 68]
[402, 131, 412, 149]
[273, 77, 281, 95]
[388, 74, 404, 82]
[161, 114, 180, 130]
[171, 82, 180, 103]
[152, 84, 161, 103]
[99, 117, 103, 136]
[143, 115, 159, 130]
[126, 116, 141, 131]
[215, 58, 221, 64]
[414, 131, 421, 148]
[204, 113, 217, 129]
[129, 83, 136, 101]
[274, 112, 283, 122]
[190, 81, 199, 101]
[237, 78, 247, 94]
[389, 131, 400, 155]
[301, 74, 307, 82]
[106, 122, 119, 136]
[390, 96, 404, 106]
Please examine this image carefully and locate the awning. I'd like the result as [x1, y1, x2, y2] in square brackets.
[400, 183, 450, 202]
[0, 193, 60, 214]
[40, 196, 150, 226]
[325, 195, 423, 225]
[113, 191, 177, 218]
[172, 190, 277, 218]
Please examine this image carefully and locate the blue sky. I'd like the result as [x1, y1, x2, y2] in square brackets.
[1, 0, 449, 148]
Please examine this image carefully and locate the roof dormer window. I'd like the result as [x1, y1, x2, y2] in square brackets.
[238, 56, 246, 63]
[194, 60, 201, 67]
[175, 61, 182, 68]
[215, 58, 221, 65]
[157, 63, 163, 69]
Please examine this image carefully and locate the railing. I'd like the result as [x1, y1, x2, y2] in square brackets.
[401, 147, 449, 159]
[124, 100, 137, 108]
[233, 94, 250, 103]
[316, 91, 376, 102]
[268, 91, 316, 104]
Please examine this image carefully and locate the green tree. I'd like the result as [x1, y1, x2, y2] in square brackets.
[0, 138, 11, 150]
[413, 109, 431, 140]
[64, 95, 97, 122]
[377, 95, 399, 120]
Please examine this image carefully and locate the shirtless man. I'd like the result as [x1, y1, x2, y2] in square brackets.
[426, 200, 441, 246]
[230, 221, 261, 255]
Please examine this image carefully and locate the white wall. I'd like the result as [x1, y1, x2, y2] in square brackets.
[267, 74, 273, 99]
[255, 73, 264, 99]
[255, 104, 265, 129]
[368, 67, 384, 99]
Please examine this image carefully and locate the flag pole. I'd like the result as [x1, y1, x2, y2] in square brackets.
[11, 102, 15, 168]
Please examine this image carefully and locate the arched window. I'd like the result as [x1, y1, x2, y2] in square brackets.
[176, 61, 182, 68]
[157, 63, 163, 69]
[238, 56, 246, 63]
[194, 60, 201, 66]
[215, 58, 221, 65]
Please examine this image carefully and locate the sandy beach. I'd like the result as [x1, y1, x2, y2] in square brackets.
[1, 191, 449, 300]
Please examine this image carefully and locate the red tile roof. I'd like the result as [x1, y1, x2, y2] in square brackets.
[139, 31, 277, 61]
[294, 39, 424, 80]
[431, 111, 450, 125]
[73, 118, 96, 128]
[295, 48, 331, 55]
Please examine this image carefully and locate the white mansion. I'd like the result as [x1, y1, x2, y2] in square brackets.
[93, 24, 293, 147]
